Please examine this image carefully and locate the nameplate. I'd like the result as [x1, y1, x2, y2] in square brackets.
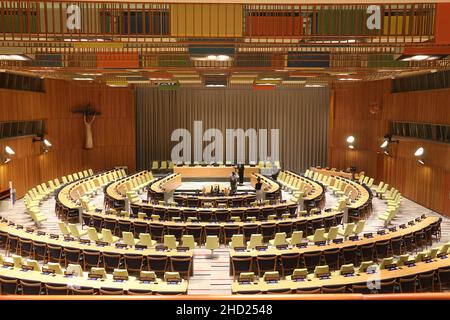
[8, 222, 15, 226]
[363, 233, 373, 239]
[21, 265, 34, 271]
[408, 221, 415, 226]
[115, 243, 128, 249]
[314, 241, 326, 246]
[16, 225, 24, 230]
[388, 227, 397, 232]
[385, 264, 397, 271]
[377, 230, 386, 235]
[64, 236, 75, 242]
[87, 273, 103, 280]
[26, 228, 35, 233]
[2, 262, 14, 268]
[42, 268, 56, 275]
[332, 238, 343, 244]
[276, 244, 288, 250]
[37, 231, 46, 236]
[167, 280, 181, 285]
[292, 276, 306, 281]
[113, 275, 129, 282]
[234, 247, 246, 252]
[421, 214, 426, 219]
[95, 241, 108, 246]
[399, 224, 406, 229]
[49, 234, 59, 239]
[405, 261, 416, 267]
[319, 273, 331, 280]
[176, 246, 189, 252]
[64, 271, 75, 277]
[415, 217, 421, 222]
[156, 245, 168, 252]
[349, 236, 359, 241]
[140, 277, 156, 283]
[296, 242, 308, 248]
[265, 280, 279, 284]
[135, 244, 147, 250]
[255, 246, 268, 251]
[342, 272, 354, 277]
[78, 239, 90, 245]
[438, 253, 448, 259]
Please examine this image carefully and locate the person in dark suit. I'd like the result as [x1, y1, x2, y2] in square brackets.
[237, 164, 245, 185]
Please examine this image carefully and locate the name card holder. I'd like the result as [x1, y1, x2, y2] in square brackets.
[314, 241, 326, 246]
[292, 275, 306, 282]
[255, 245, 268, 252]
[234, 247, 246, 252]
[64, 271, 75, 277]
[296, 242, 308, 248]
[332, 238, 343, 244]
[42, 268, 56, 275]
[95, 241, 108, 247]
[26, 228, 35, 233]
[115, 243, 128, 249]
[156, 245, 168, 252]
[113, 275, 129, 282]
[2, 262, 14, 268]
[399, 224, 406, 229]
[79, 239, 91, 245]
[276, 244, 288, 250]
[37, 231, 46, 236]
[349, 236, 359, 241]
[319, 273, 331, 280]
[385, 264, 397, 271]
[438, 253, 448, 259]
[377, 230, 386, 235]
[21, 265, 34, 272]
[140, 276, 156, 283]
[342, 272, 354, 277]
[64, 236, 75, 242]
[408, 221, 415, 226]
[15, 224, 23, 230]
[388, 227, 397, 232]
[88, 273, 103, 280]
[8, 222, 15, 226]
[135, 244, 147, 250]
[49, 234, 59, 240]
[415, 217, 422, 222]
[363, 233, 373, 239]
[176, 246, 189, 252]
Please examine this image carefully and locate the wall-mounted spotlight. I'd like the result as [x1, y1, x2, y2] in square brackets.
[346, 135, 355, 150]
[380, 134, 399, 156]
[1, 146, 15, 164]
[414, 147, 425, 164]
[33, 135, 52, 153]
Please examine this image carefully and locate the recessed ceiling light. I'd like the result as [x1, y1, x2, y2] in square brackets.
[401, 55, 430, 61]
[338, 78, 361, 81]
[206, 84, 226, 87]
[73, 77, 94, 81]
[260, 77, 282, 81]
[305, 84, 325, 88]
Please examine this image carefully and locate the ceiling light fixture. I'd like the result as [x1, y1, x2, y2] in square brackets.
[414, 147, 424, 157]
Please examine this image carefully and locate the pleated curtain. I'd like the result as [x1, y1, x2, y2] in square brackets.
[135, 86, 329, 173]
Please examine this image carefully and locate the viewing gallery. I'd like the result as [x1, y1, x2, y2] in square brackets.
[0, 0, 450, 302]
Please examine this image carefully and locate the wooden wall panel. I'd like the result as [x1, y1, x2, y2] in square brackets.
[329, 80, 450, 216]
[0, 79, 135, 199]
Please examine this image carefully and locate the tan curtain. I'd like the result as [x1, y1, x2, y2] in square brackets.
[135, 86, 329, 173]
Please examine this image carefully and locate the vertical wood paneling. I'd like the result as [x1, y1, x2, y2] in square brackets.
[0, 79, 135, 198]
[329, 80, 450, 216]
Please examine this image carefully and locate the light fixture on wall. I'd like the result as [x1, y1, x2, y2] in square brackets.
[414, 147, 425, 164]
[1, 146, 15, 164]
[346, 135, 355, 149]
[33, 135, 52, 153]
[380, 134, 399, 156]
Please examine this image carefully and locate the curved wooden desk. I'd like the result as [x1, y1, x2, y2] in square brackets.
[231, 254, 450, 293]
[281, 171, 325, 202]
[251, 173, 280, 198]
[174, 165, 259, 178]
[0, 266, 188, 294]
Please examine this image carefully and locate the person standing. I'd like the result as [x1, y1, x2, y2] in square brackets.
[229, 171, 238, 195]
[237, 163, 245, 185]
[255, 177, 264, 202]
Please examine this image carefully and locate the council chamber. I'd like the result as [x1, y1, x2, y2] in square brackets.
[0, 0, 449, 302]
